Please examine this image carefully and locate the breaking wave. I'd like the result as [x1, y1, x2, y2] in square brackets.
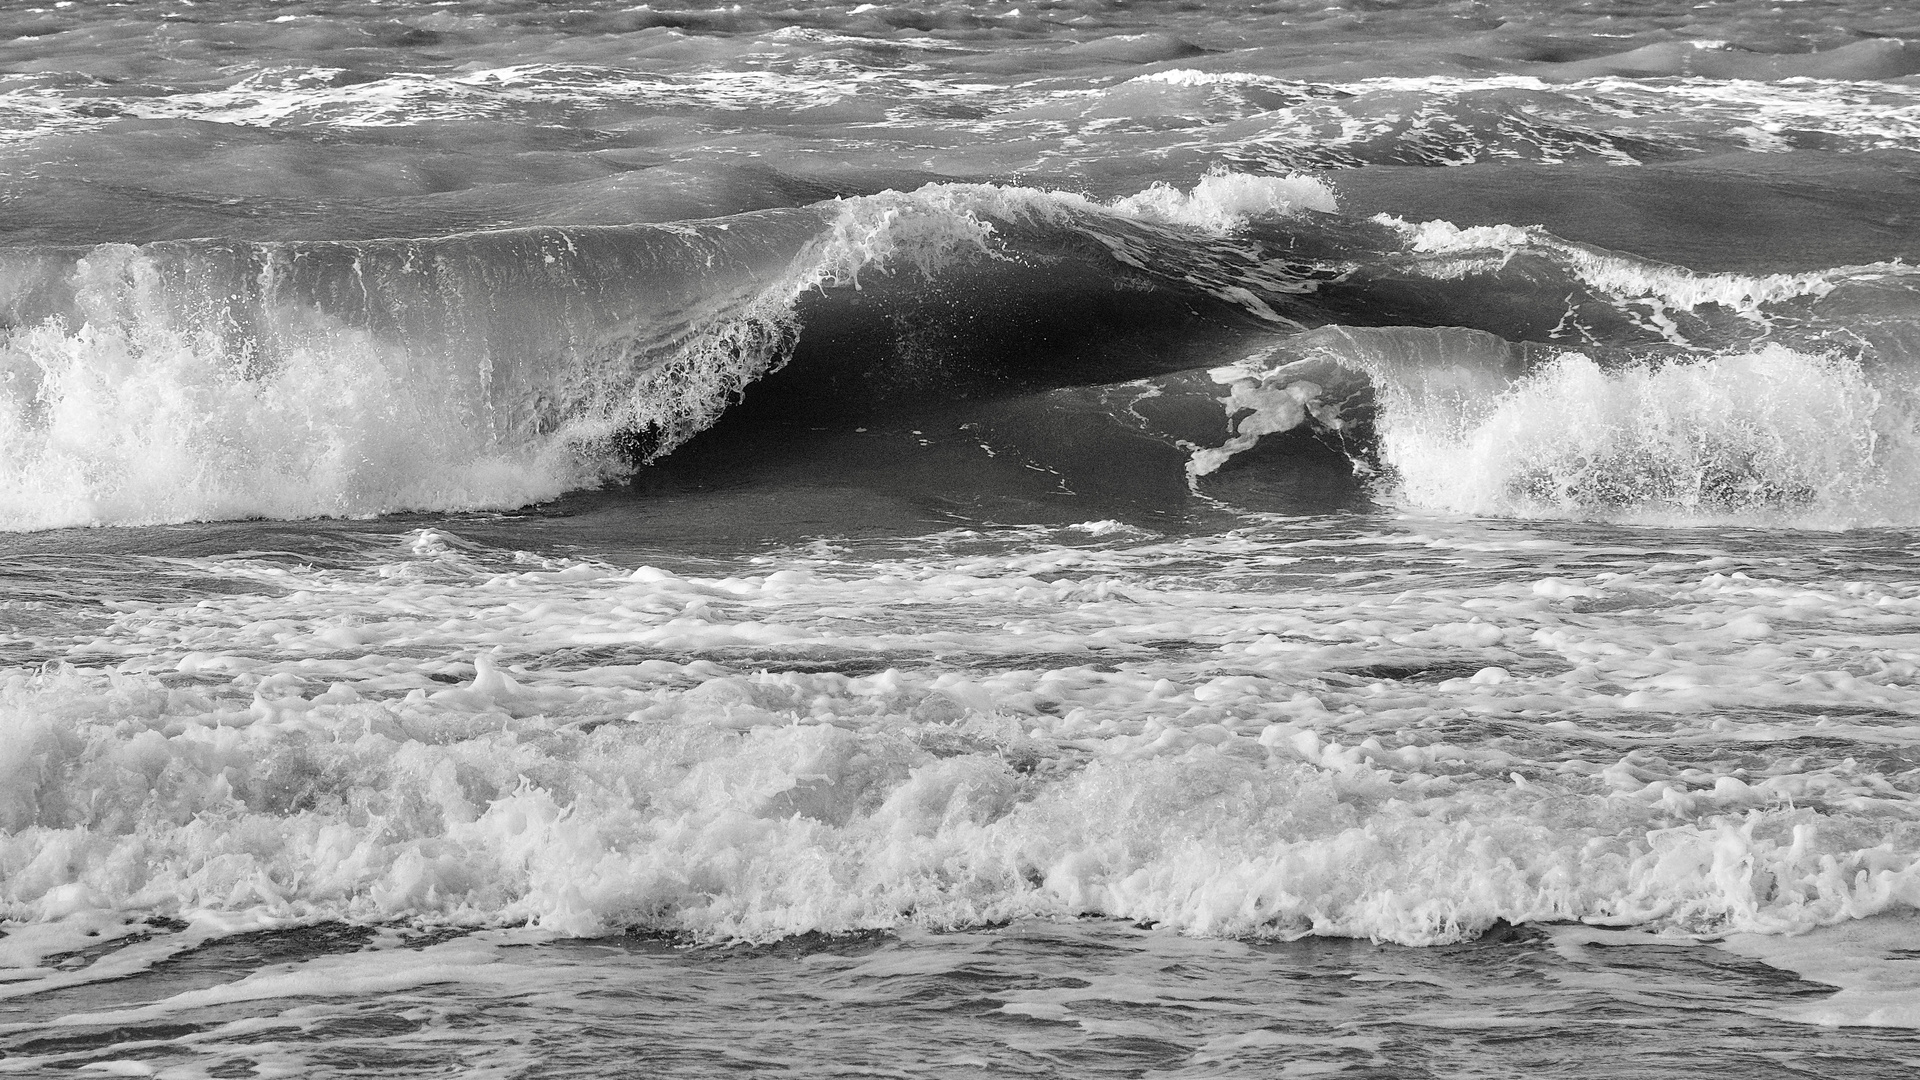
[1190, 325, 1920, 526]
[7, 169, 1920, 531]
[0, 174, 1337, 531]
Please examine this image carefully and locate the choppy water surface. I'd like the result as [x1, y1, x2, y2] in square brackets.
[8, 0, 1920, 1076]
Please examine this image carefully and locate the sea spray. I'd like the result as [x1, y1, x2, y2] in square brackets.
[1382, 345, 1913, 521]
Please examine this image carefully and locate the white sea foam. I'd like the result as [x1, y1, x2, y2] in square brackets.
[1379, 344, 1918, 524]
[1720, 914, 1920, 1027]
[95, 64, 908, 128]
[0, 251, 623, 530]
[0, 231, 804, 530]
[1188, 325, 1920, 526]
[4, 522, 1920, 954]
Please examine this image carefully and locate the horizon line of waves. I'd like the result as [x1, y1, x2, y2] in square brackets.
[0, 173, 1340, 531]
[1189, 325, 1920, 528]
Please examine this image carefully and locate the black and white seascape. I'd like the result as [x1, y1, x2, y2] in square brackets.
[7, 0, 1920, 1075]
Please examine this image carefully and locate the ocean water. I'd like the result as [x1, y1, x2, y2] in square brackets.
[7, 0, 1920, 1075]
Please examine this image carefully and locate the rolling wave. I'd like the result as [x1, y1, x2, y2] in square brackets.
[3, 169, 1918, 530]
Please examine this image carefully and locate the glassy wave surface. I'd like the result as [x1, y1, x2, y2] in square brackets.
[6, 0, 1920, 1075]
